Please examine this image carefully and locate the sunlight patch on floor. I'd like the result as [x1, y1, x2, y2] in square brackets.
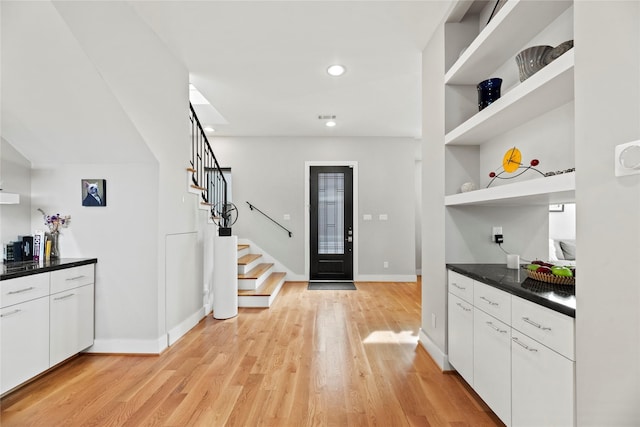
[362, 330, 418, 345]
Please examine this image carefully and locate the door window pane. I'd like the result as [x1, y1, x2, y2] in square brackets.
[318, 172, 344, 254]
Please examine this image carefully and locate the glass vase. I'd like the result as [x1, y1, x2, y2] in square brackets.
[49, 232, 60, 259]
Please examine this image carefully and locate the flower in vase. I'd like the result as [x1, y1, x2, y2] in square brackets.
[37, 208, 71, 234]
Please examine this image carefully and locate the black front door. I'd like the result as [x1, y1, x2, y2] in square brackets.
[310, 166, 353, 280]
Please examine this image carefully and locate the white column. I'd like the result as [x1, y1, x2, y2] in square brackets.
[212, 234, 238, 319]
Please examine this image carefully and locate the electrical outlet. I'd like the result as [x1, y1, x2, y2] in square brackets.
[492, 226, 503, 244]
[383, 261, 389, 268]
[431, 313, 437, 329]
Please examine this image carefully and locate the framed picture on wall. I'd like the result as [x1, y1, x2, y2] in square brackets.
[549, 204, 564, 212]
[81, 179, 107, 207]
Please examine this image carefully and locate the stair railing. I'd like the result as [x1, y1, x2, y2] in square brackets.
[246, 201, 293, 237]
[189, 103, 229, 229]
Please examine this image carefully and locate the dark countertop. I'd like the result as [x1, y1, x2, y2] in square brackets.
[447, 263, 575, 318]
[1, 258, 97, 281]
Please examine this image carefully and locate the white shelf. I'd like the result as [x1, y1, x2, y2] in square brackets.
[445, 172, 575, 207]
[445, 0, 573, 85]
[445, 49, 574, 146]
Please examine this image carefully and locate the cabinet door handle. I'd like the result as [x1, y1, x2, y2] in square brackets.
[522, 317, 552, 331]
[1, 309, 22, 318]
[456, 302, 471, 312]
[54, 293, 75, 301]
[451, 283, 466, 290]
[66, 275, 86, 281]
[486, 321, 507, 334]
[512, 337, 538, 352]
[7, 286, 35, 295]
[480, 296, 499, 306]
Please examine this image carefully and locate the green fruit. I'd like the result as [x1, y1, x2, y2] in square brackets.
[551, 266, 573, 277]
[527, 264, 540, 271]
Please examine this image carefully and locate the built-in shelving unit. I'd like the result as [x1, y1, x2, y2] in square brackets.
[445, 0, 573, 85]
[441, 2, 577, 422]
[445, 172, 575, 206]
[445, 50, 574, 146]
[444, 0, 575, 206]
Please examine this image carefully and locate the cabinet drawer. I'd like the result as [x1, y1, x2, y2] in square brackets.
[0, 273, 49, 308]
[448, 270, 473, 303]
[512, 296, 575, 360]
[50, 264, 94, 294]
[474, 281, 511, 325]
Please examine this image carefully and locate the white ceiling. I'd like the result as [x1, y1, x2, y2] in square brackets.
[130, 1, 451, 138]
[1, 1, 452, 165]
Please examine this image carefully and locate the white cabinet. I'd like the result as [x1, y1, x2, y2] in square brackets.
[50, 283, 95, 366]
[448, 293, 474, 386]
[49, 264, 96, 366]
[447, 270, 575, 426]
[0, 262, 96, 395]
[511, 329, 575, 427]
[1, 296, 49, 394]
[473, 308, 511, 426]
[473, 280, 512, 426]
[512, 295, 575, 427]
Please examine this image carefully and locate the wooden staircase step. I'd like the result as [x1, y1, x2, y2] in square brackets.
[238, 263, 273, 280]
[238, 253, 262, 265]
[238, 273, 286, 297]
[237, 244, 250, 252]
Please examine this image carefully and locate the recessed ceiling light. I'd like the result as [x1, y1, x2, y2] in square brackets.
[327, 65, 346, 77]
[204, 126, 215, 132]
[325, 121, 337, 127]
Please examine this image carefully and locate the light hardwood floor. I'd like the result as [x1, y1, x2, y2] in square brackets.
[1, 280, 503, 426]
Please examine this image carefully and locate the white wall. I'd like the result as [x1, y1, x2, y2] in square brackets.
[212, 136, 416, 280]
[53, 1, 200, 347]
[420, 23, 448, 367]
[3, 1, 205, 354]
[549, 202, 575, 240]
[574, 2, 640, 424]
[0, 138, 31, 249]
[30, 163, 161, 349]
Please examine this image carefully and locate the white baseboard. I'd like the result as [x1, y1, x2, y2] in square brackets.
[356, 274, 418, 282]
[168, 307, 205, 346]
[418, 328, 453, 371]
[86, 307, 205, 354]
[86, 335, 168, 355]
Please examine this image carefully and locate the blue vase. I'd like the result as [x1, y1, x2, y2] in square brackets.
[477, 78, 502, 111]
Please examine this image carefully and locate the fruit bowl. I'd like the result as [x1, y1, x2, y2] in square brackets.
[527, 268, 575, 286]
[526, 261, 575, 286]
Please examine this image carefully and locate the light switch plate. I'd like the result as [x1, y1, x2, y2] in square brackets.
[615, 140, 640, 177]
